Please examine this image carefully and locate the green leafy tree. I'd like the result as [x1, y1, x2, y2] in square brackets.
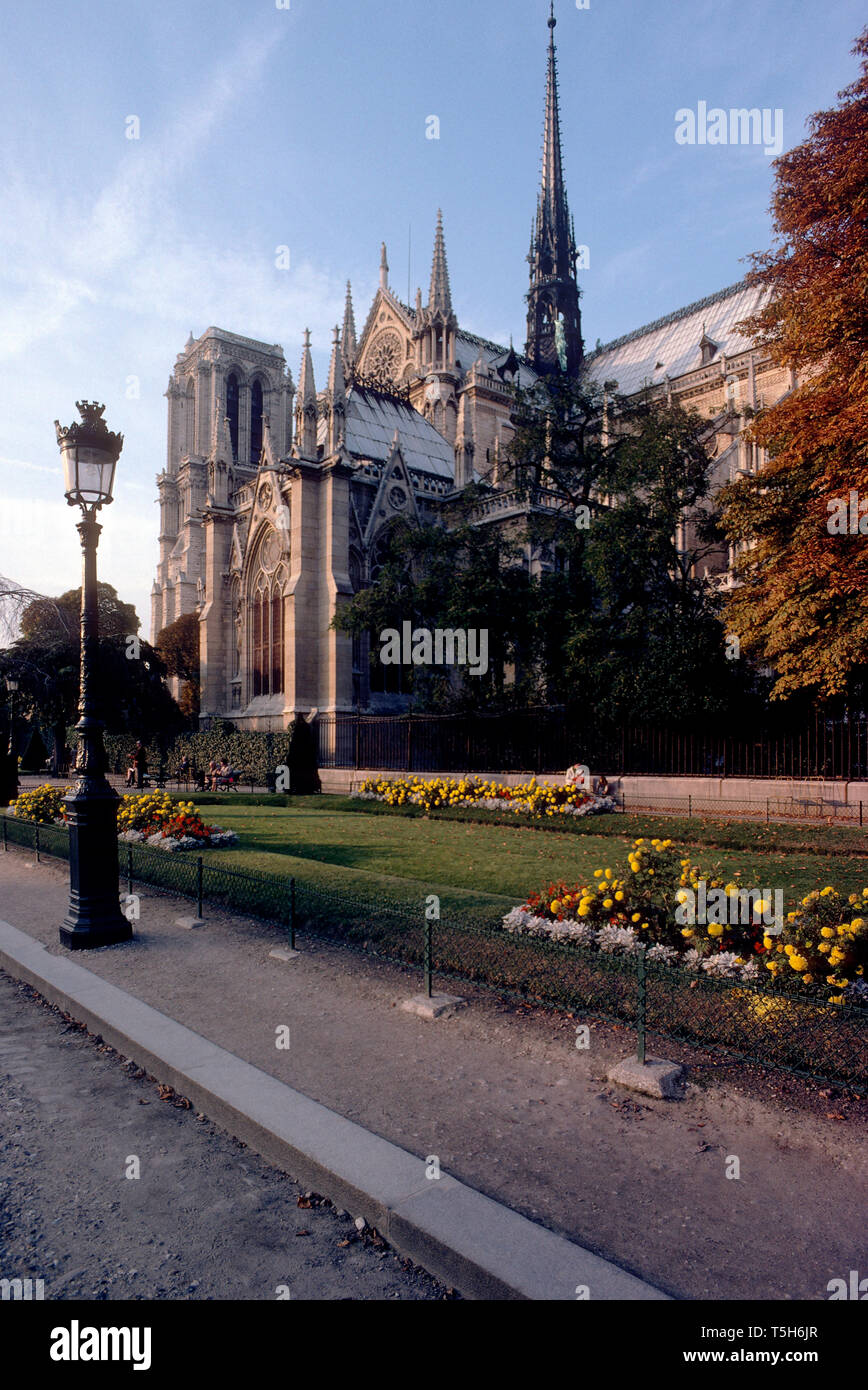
[156, 611, 201, 720]
[336, 373, 756, 724]
[504, 376, 752, 723]
[0, 586, 183, 764]
[20, 582, 139, 644]
[333, 498, 540, 711]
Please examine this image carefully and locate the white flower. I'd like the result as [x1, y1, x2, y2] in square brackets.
[701, 951, 744, 978]
[647, 943, 678, 965]
[596, 925, 639, 954]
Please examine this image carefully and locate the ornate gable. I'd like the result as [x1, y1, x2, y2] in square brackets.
[363, 432, 420, 547]
[240, 465, 290, 582]
[357, 290, 415, 386]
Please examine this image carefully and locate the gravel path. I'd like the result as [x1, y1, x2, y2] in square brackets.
[0, 971, 452, 1301]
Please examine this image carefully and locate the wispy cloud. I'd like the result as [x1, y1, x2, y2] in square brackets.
[0, 29, 345, 367]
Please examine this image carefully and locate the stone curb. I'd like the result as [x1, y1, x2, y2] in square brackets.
[0, 919, 669, 1302]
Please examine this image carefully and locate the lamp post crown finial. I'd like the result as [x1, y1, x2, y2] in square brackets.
[54, 400, 124, 459]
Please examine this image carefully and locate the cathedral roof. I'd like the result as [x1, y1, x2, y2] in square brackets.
[454, 331, 539, 385]
[585, 280, 771, 395]
[342, 383, 455, 480]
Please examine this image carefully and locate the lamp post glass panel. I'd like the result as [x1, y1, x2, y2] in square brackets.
[55, 401, 131, 948]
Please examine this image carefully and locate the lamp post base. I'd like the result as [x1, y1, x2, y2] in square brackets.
[62, 778, 131, 951]
[60, 918, 132, 951]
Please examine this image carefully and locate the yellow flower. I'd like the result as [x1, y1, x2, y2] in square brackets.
[707, 924, 724, 937]
[789, 955, 808, 972]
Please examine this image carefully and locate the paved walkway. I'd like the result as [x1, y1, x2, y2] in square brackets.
[0, 848, 865, 1299]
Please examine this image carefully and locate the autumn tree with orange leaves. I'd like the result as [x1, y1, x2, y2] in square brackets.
[719, 28, 868, 704]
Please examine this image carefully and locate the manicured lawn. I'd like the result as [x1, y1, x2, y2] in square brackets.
[197, 795, 868, 912]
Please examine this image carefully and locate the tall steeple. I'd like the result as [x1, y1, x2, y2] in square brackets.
[341, 281, 357, 375]
[295, 329, 318, 457]
[428, 209, 453, 315]
[326, 325, 346, 454]
[526, 2, 583, 378]
[415, 210, 458, 382]
[454, 390, 475, 490]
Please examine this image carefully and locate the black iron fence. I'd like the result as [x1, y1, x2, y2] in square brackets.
[3, 811, 867, 1092]
[0, 815, 294, 938]
[314, 711, 868, 781]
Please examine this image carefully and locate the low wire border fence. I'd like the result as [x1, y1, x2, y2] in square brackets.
[3, 813, 866, 1094]
[616, 791, 866, 826]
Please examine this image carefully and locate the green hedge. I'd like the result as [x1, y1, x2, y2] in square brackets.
[98, 726, 295, 784]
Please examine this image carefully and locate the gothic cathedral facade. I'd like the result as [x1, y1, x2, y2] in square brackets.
[151, 4, 794, 730]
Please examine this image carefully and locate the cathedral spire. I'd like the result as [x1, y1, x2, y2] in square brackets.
[295, 328, 318, 457]
[212, 406, 233, 465]
[379, 242, 389, 292]
[454, 390, 475, 490]
[341, 281, 357, 374]
[428, 209, 453, 315]
[526, 1, 583, 377]
[259, 413, 279, 470]
[326, 325, 346, 453]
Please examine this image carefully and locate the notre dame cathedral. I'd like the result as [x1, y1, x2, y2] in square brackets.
[151, 5, 794, 730]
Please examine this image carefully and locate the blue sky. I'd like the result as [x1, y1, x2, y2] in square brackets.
[0, 0, 864, 632]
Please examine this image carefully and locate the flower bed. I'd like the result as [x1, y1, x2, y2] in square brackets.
[7, 784, 68, 824]
[355, 774, 617, 819]
[8, 786, 237, 852]
[503, 837, 868, 1007]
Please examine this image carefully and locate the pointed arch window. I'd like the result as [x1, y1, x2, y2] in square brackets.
[226, 373, 240, 460]
[248, 535, 285, 698]
[250, 380, 264, 465]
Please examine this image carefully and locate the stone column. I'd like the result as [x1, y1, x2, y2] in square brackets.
[282, 462, 321, 720]
[318, 459, 354, 713]
[199, 506, 234, 721]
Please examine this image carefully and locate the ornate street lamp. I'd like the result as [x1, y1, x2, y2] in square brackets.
[4, 675, 18, 757]
[54, 401, 131, 949]
[0, 676, 20, 807]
